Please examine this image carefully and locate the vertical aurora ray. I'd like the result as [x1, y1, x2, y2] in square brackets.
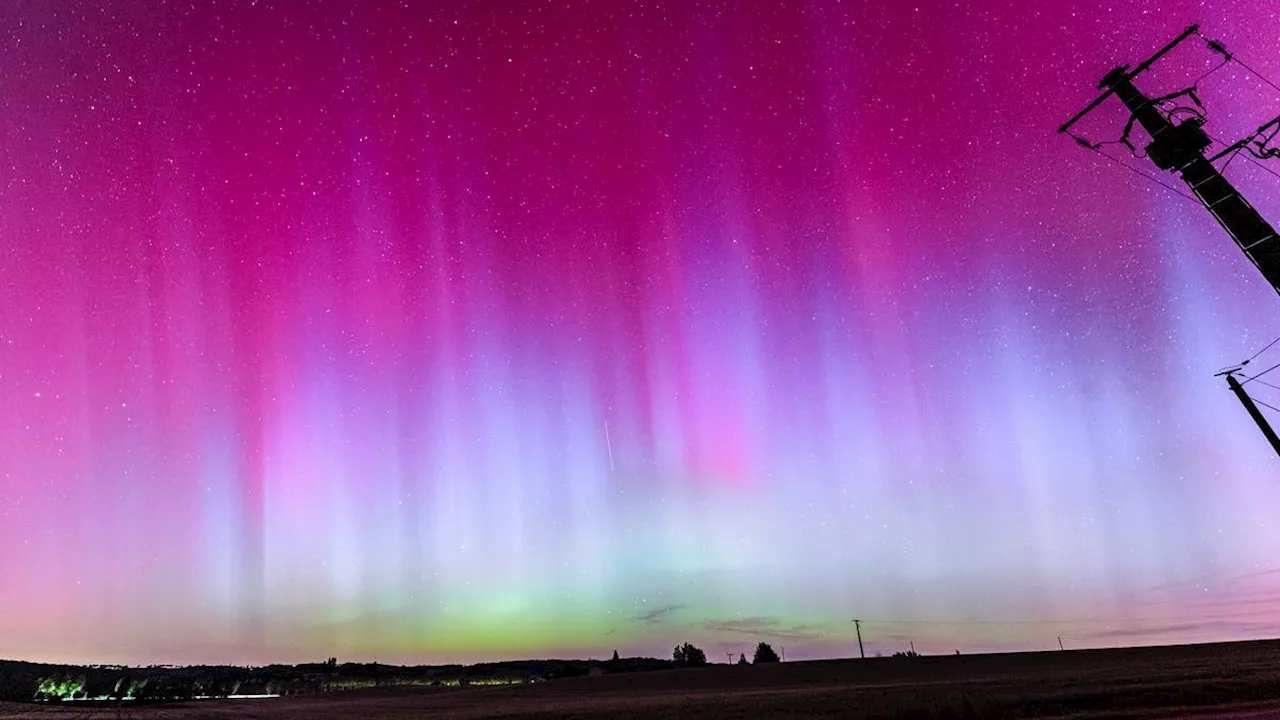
[6, 0, 1280, 665]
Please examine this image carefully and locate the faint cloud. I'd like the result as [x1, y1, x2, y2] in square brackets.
[634, 604, 686, 625]
[703, 616, 821, 641]
[1087, 622, 1212, 640]
[1085, 619, 1280, 642]
[1146, 567, 1280, 594]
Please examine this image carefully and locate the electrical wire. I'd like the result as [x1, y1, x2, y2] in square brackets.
[1195, 32, 1280, 174]
[1234, 55, 1280, 97]
[1216, 123, 1280, 181]
[1240, 150, 1280, 184]
[1246, 121, 1280, 160]
[1222, 147, 1243, 173]
[1205, 131, 1249, 172]
[1246, 335, 1280, 363]
[1204, 130, 1280, 216]
[1251, 396, 1280, 415]
[1241, 360, 1280, 385]
[1243, 376, 1280, 393]
[1069, 135, 1200, 203]
[1190, 55, 1233, 89]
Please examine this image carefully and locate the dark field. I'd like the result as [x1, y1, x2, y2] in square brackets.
[8, 640, 1280, 719]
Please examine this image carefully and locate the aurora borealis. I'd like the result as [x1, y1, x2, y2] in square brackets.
[5, 0, 1280, 667]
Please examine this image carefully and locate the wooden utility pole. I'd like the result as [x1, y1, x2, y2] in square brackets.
[1226, 373, 1280, 455]
[852, 619, 865, 659]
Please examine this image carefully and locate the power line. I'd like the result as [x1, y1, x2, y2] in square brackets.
[1070, 136, 1200, 203]
[1240, 150, 1280, 184]
[1195, 28, 1280, 95]
[1234, 56, 1280, 97]
[1241, 360, 1280, 385]
[1202, 126, 1280, 192]
[1244, 376, 1280, 394]
[1189, 55, 1232, 89]
[1249, 335, 1280, 361]
[1205, 131, 1249, 172]
[1194, 32, 1280, 180]
[1218, 125, 1280, 183]
[1221, 143, 1245, 172]
[1253, 396, 1280, 414]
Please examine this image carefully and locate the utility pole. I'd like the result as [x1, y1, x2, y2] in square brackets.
[852, 619, 865, 659]
[1058, 636, 1065, 652]
[1060, 26, 1280, 458]
[1225, 372, 1280, 455]
[1059, 25, 1280, 294]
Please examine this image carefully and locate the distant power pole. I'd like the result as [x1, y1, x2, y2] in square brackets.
[1058, 636, 1065, 652]
[780, 646, 785, 662]
[852, 619, 865, 659]
[909, 641, 915, 655]
[725, 653, 734, 665]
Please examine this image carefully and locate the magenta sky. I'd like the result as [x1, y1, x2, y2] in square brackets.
[4, 0, 1280, 667]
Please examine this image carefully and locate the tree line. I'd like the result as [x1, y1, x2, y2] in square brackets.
[672, 641, 781, 666]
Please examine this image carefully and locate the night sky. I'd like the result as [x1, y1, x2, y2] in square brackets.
[5, 0, 1280, 667]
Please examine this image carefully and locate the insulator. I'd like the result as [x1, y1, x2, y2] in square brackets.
[1206, 38, 1232, 59]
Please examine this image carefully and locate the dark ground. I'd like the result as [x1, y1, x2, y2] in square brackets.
[8, 640, 1280, 718]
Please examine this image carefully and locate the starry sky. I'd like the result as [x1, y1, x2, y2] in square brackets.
[4, 0, 1280, 667]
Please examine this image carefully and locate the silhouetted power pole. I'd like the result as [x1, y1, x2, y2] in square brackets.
[1059, 25, 1280, 458]
[1225, 371, 1280, 455]
[852, 619, 865, 659]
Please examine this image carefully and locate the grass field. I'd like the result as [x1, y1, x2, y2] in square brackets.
[7, 640, 1280, 718]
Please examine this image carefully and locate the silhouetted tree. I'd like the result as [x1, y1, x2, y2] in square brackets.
[737, 653, 748, 665]
[672, 642, 707, 666]
[753, 642, 780, 664]
[612, 650, 619, 661]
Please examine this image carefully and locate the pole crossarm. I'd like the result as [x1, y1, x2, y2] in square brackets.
[1057, 25, 1200, 135]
